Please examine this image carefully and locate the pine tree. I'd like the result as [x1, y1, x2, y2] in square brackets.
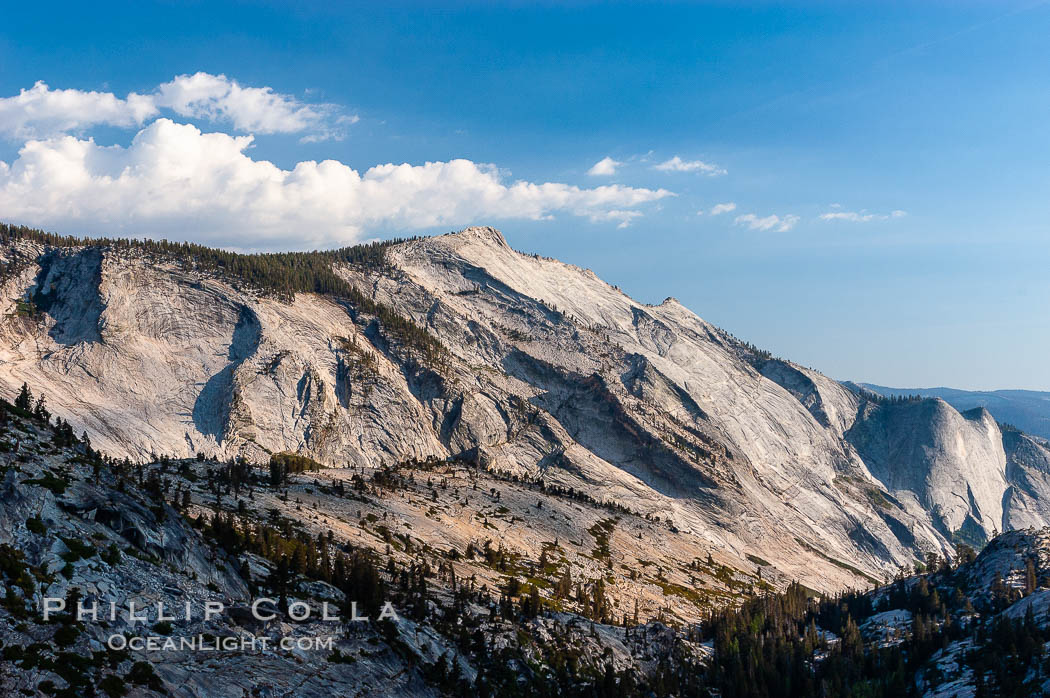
[526, 586, 540, 618]
[14, 383, 31, 411]
[555, 566, 572, 599]
[32, 394, 49, 422]
[239, 559, 254, 595]
[269, 556, 291, 614]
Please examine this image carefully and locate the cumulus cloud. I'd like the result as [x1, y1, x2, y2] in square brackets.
[0, 120, 673, 250]
[586, 156, 621, 176]
[818, 208, 907, 222]
[154, 72, 353, 140]
[0, 81, 157, 139]
[653, 155, 726, 176]
[709, 202, 737, 215]
[733, 212, 799, 232]
[0, 74, 352, 141]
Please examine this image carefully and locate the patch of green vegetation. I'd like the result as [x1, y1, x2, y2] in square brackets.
[951, 517, 989, 551]
[867, 488, 892, 511]
[655, 579, 727, 608]
[98, 674, 127, 697]
[22, 471, 68, 495]
[709, 561, 748, 590]
[754, 578, 776, 592]
[0, 543, 36, 597]
[60, 537, 96, 562]
[53, 623, 80, 647]
[587, 517, 618, 559]
[49, 651, 95, 691]
[102, 544, 121, 566]
[328, 649, 358, 664]
[13, 299, 42, 318]
[270, 451, 325, 473]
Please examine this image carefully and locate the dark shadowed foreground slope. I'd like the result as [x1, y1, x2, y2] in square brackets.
[4, 398, 1050, 696]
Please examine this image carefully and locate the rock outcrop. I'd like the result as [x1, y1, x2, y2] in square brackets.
[4, 226, 1050, 590]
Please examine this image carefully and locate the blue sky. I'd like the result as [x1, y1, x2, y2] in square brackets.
[2, 1, 1049, 390]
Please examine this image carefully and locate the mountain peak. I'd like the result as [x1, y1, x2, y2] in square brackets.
[445, 225, 509, 249]
[7, 222, 1050, 606]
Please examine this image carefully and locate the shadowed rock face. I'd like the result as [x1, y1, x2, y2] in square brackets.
[30, 247, 104, 345]
[3, 226, 1050, 591]
[846, 400, 1009, 544]
[192, 305, 261, 439]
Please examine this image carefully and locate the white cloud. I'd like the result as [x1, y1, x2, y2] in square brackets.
[586, 156, 621, 176]
[709, 202, 736, 215]
[734, 212, 799, 232]
[0, 120, 673, 250]
[818, 208, 907, 223]
[0, 81, 157, 139]
[155, 72, 353, 140]
[653, 155, 726, 176]
[0, 74, 353, 142]
[819, 211, 877, 222]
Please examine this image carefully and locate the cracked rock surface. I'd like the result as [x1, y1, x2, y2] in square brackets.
[4, 227, 1050, 590]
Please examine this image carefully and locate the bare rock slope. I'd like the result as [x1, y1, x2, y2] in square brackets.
[3, 226, 1050, 591]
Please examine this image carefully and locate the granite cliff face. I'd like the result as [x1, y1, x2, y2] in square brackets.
[862, 383, 1050, 440]
[3, 226, 1050, 590]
